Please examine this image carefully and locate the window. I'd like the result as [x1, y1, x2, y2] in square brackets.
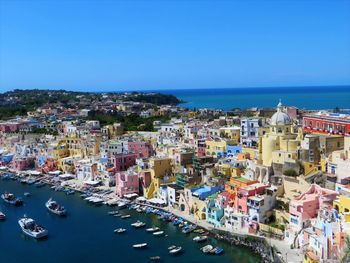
[316, 122, 320, 129]
[309, 121, 313, 127]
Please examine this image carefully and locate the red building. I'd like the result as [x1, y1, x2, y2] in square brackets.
[303, 113, 350, 136]
[109, 153, 137, 172]
[127, 141, 153, 159]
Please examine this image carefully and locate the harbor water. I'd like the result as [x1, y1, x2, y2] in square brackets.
[0, 180, 260, 263]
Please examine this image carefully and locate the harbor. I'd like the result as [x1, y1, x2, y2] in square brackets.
[0, 177, 261, 263]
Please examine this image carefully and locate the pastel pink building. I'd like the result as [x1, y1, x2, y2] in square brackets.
[0, 122, 21, 133]
[109, 153, 137, 172]
[115, 171, 139, 197]
[289, 184, 338, 229]
[12, 157, 35, 171]
[127, 141, 153, 158]
[234, 183, 267, 214]
[196, 139, 206, 157]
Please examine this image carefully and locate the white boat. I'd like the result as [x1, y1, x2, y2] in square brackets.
[45, 198, 66, 216]
[0, 211, 5, 220]
[18, 216, 48, 239]
[201, 244, 213, 254]
[169, 246, 182, 254]
[1, 192, 23, 206]
[168, 245, 176, 250]
[118, 201, 128, 209]
[108, 211, 119, 215]
[114, 228, 126, 233]
[153, 231, 164, 236]
[146, 227, 159, 232]
[133, 243, 147, 248]
[193, 235, 208, 242]
[131, 221, 146, 228]
[121, 214, 131, 219]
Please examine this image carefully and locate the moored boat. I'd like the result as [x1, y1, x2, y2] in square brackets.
[18, 215, 48, 239]
[201, 244, 213, 254]
[153, 231, 164, 236]
[146, 227, 159, 232]
[114, 228, 126, 233]
[131, 220, 146, 228]
[193, 235, 208, 242]
[133, 243, 147, 248]
[150, 256, 161, 261]
[169, 246, 182, 255]
[1, 192, 23, 206]
[121, 214, 131, 219]
[168, 245, 176, 250]
[0, 211, 6, 220]
[45, 198, 67, 216]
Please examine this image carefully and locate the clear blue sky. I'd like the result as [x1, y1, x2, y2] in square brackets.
[0, 0, 349, 92]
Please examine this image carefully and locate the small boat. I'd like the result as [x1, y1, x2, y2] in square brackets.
[133, 243, 147, 248]
[45, 198, 67, 216]
[18, 215, 48, 239]
[193, 235, 208, 242]
[114, 228, 126, 233]
[118, 201, 128, 209]
[1, 192, 23, 206]
[131, 221, 146, 228]
[146, 227, 159, 232]
[201, 245, 213, 254]
[168, 245, 176, 250]
[24, 192, 31, 197]
[150, 256, 161, 261]
[182, 224, 197, 234]
[0, 211, 6, 220]
[108, 211, 119, 215]
[35, 181, 45, 188]
[153, 231, 164, 236]
[121, 214, 131, 219]
[214, 247, 224, 255]
[169, 246, 182, 255]
[114, 214, 121, 217]
[65, 189, 75, 195]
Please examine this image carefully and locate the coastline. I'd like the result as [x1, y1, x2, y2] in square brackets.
[1, 171, 300, 263]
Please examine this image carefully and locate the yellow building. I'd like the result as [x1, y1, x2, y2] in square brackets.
[219, 126, 240, 144]
[144, 158, 173, 199]
[205, 139, 235, 158]
[260, 101, 302, 167]
[54, 138, 83, 171]
[334, 195, 350, 222]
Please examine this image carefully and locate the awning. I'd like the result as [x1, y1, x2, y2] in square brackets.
[148, 198, 166, 205]
[124, 193, 138, 199]
[83, 180, 101, 186]
[59, 173, 74, 179]
[49, 171, 61, 175]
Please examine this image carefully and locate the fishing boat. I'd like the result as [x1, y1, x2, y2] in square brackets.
[45, 198, 67, 216]
[201, 245, 213, 254]
[114, 228, 126, 233]
[146, 227, 159, 232]
[153, 231, 164, 236]
[150, 256, 161, 261]
[168, 245, 176, 250]
[1, 192, 23, 206]
[0, 211, 6, 220]
[193, 235, 208, 242]
[18, 215, 48, 239]
[133, 243, 147, 248]
[131, 220, 146, 228]
[121, 214, 131, 219]
[169, 246, 182, 255]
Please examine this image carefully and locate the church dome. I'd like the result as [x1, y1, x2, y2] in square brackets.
[270, 100, 291, 126]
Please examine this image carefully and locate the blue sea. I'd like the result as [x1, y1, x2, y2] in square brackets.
[158, 86, 350, 110]
[0, 180, 259, 263]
